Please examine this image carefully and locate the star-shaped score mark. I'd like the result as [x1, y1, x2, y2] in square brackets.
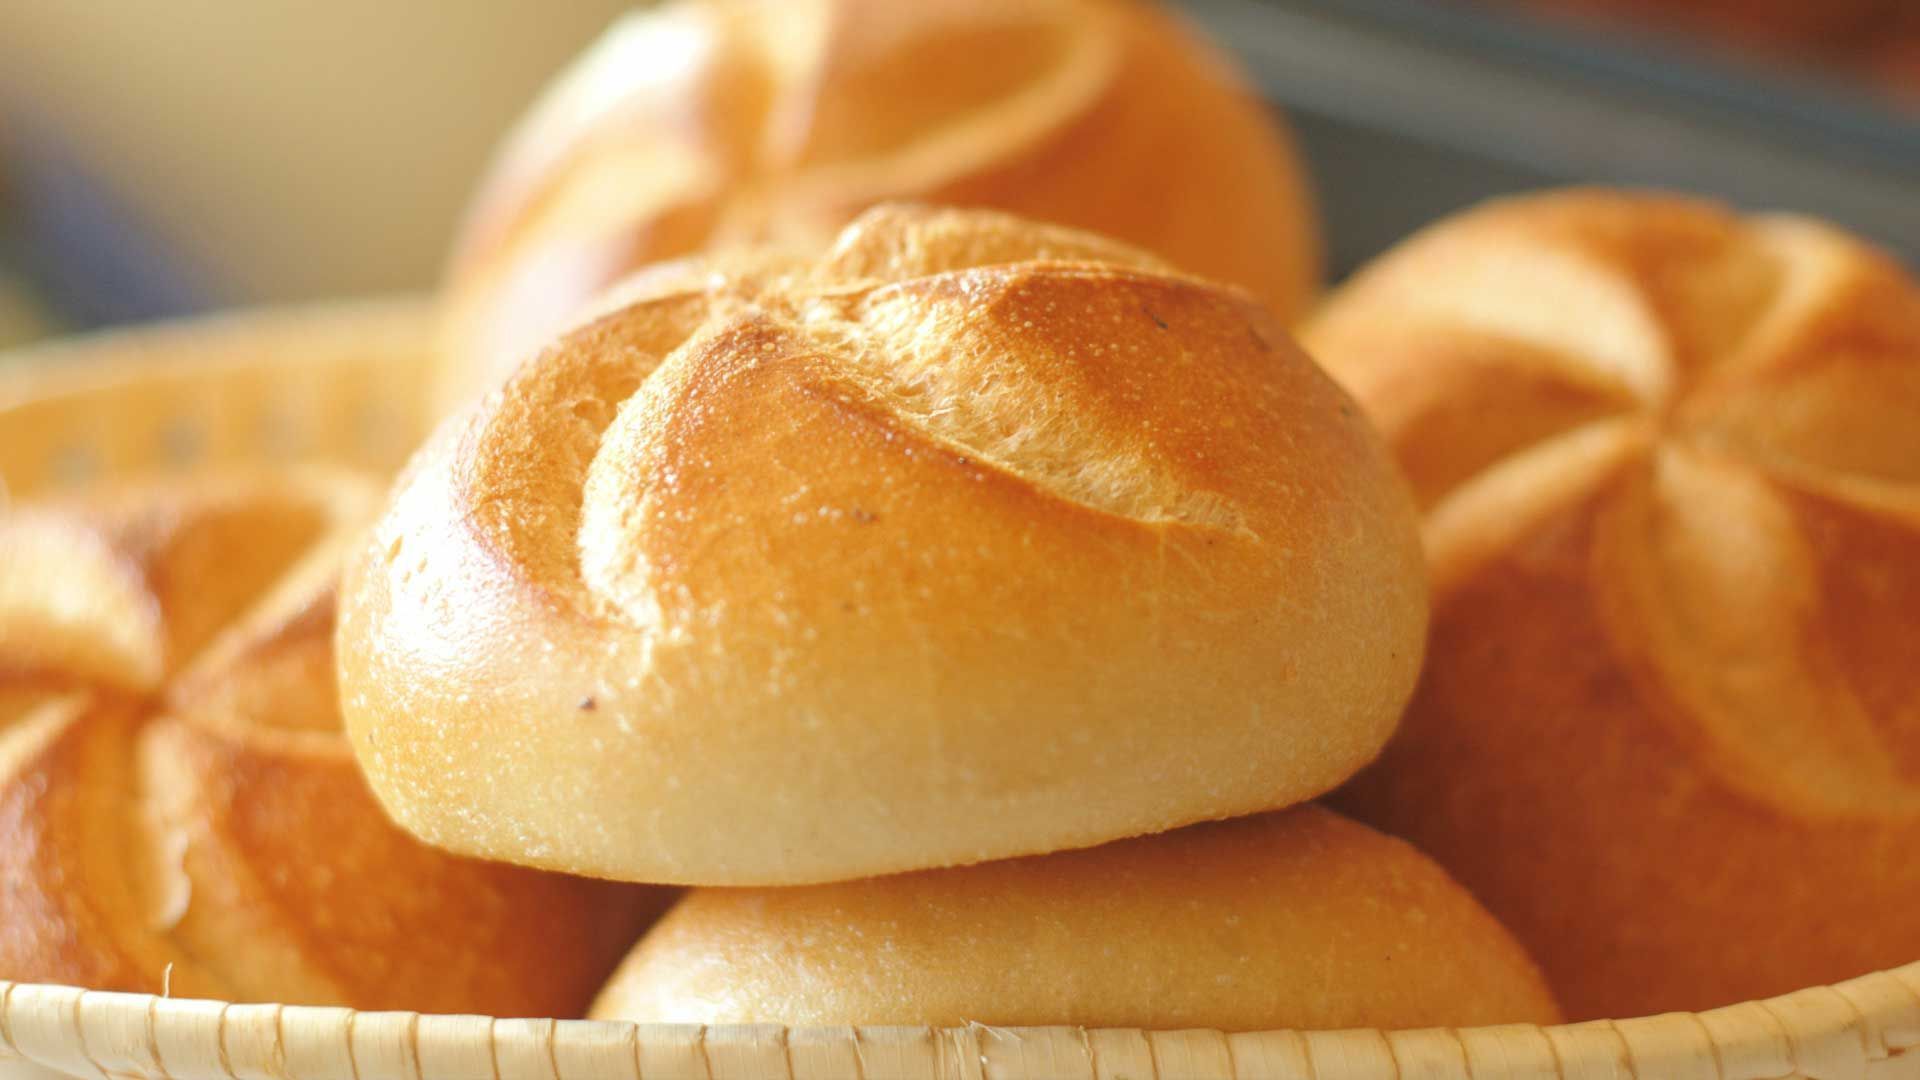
[1312, 191, 1920, 819]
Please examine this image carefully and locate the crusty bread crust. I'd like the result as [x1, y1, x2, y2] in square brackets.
[342, 206, 1426, 887]
[1311, 188, 1920, 1019]
[591, 807, 1561, 1030]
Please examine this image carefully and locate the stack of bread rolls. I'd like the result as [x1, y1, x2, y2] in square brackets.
[342, 201, 1559, 1028]
[332, 0, 1571, 1029]
[4, 0, 1916, 1042]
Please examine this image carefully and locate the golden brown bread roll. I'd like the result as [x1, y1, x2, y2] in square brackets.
[340, 205, 1426, 887]
[0, 470, 661, 1014]
[437, 0, 1319, 407]
[1305, 188, 1920, 1019]
[590, 806, 1562, 1029]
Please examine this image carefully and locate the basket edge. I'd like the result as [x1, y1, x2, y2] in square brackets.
[0, 960, 1912, 1080]
[0, 296, 435, 404]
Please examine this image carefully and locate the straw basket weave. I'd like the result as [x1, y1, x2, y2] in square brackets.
[1, 304, 1917, 1080]
[0, 301, 433, 499]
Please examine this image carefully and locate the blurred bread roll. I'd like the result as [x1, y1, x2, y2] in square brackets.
[0, 470, 660, 1014]
[1866, 19, 1920, 106]
[1307, 188, 1920, 1019]
[437, 0, 1318, 407]
[592, 806, 1561, 1029]
[340, 206, 1425, 887]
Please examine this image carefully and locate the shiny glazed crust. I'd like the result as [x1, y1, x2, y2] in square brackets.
[438, 0, 1318, 406]
[0, 471, 660, 1014]
[341, 205, 1426, 886]
[590, 806, 1561, 1030]
[1307, 188, 1920, 1019]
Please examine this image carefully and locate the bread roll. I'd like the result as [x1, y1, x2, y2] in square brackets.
[591, 806, 1561, 1029]
[340, 205, 1426, 887]
[437, 0, 1318, 407]
[0, 470, 661, 1014]
[1866, 17, 1920, 105]
[1305, 189, 1920, 1019]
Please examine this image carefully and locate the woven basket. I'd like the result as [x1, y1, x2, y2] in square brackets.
[1, 305, 1917, 1080]
[0, 300, 433, 499]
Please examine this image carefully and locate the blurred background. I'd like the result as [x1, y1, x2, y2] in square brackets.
[1, 0, 1915, 347]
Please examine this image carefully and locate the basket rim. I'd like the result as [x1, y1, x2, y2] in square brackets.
[0, 297, 438, 499]
[0, 961, 1914, 1080]
[0, 297, 433, 405]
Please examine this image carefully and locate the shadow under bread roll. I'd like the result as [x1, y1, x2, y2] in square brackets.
[0, 469, 666, 1014]
[591, 806, 1561, 1030]
[341, 205, 1427, 887]
[437, 0, 1320, 408]
[1305, 188, 1920, 1020]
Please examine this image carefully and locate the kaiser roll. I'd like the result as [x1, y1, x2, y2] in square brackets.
[0, 469, 662, 1014]
[339, 205, 1427, 887]
[437, 0, 1318, 406]
[591, 806, 1561, 1030]
[1306, 188, 1920, 1019]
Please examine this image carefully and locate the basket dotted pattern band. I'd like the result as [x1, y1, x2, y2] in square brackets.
[0, 963, 1913, 1080]
[0, 310, 1917, 1080]
[0, 301, 432, 499]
